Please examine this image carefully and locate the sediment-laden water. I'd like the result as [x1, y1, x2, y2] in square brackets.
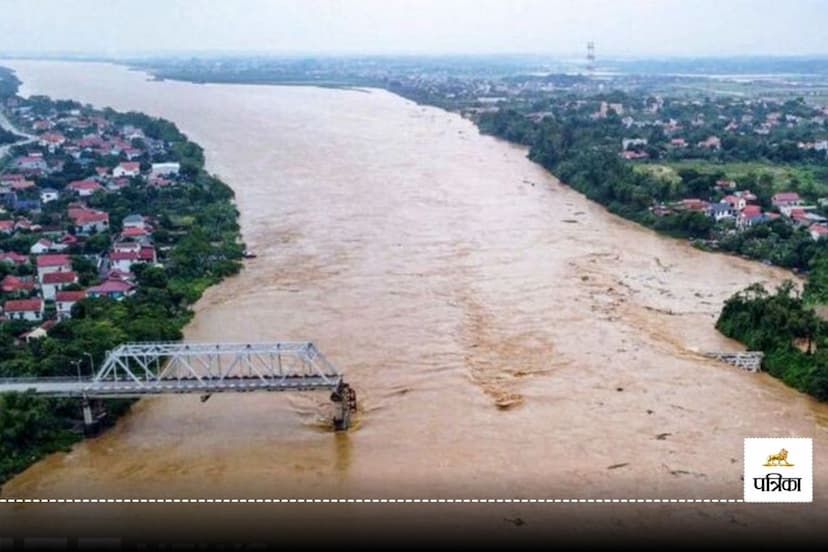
[1, 60, 825, 540]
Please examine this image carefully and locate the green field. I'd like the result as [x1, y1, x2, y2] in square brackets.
[635, 160, 828, 195]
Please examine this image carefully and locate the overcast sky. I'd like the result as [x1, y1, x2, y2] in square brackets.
[1, 0, 827, 57]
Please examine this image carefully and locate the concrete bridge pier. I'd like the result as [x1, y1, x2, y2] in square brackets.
[81, 396, 106, 436]
[331, 383, 357, 431]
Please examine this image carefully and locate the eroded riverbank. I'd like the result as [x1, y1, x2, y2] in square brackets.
[1, 60, 826, 540]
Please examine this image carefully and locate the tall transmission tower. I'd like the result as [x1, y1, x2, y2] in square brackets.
[586, 41, 596, 74]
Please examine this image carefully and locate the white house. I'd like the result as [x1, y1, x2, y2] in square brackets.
[41, 270, 77, 300]
[38, 132, 66, 152]
[56, 290, 85, 319]
[810, 224, 828, 241]
[3, 298, 43, 321]
[21, 324, 49, 342]
[113, 162, 141, 178]
[40, 188, 59, 203]
[722, 195, 747, 211]
[772, 192, 802, 209]
[621, 138, 648, 150]
[69, 209, 109, 235]
[150, 162, 180, 177]
[122, 214, 146, 230]
[36, 254, 72, 280]
[67, 179, 103, 197]
[30, 238, 55, 255]
[707, 203, 735, 222]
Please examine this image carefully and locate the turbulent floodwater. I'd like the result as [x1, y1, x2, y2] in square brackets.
[1, 60, 827, 541]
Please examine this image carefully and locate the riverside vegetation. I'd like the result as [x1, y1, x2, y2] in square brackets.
[0, 71, 243, 483]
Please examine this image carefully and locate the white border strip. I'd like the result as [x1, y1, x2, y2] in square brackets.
[0, 498, 744, 504]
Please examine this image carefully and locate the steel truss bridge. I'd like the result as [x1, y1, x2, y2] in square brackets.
[0, 341, 357, 431]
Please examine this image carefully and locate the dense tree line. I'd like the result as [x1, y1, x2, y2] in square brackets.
[716, 280, 828, 400]
[479, 108, 718, 239]
[0, 67, 19, 99]
[0, 127, 19, 146]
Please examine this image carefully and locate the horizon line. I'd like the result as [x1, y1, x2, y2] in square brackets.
[3, 50, 828, 61]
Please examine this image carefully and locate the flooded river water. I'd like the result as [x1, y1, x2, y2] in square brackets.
[1, 60, 826, 542]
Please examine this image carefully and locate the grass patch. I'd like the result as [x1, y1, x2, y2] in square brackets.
[635, 160, 828, 195]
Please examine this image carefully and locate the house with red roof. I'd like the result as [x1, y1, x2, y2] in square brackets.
[32, 120, 52, 131]
[12, 155, 48, 173]
[20, 320, 57, 342]
[38, 131, 66, 151]
[0, 173, 25, 186]
[41, 270, 77, 300]
[148, 176, 172, 187]
[11, 178, 35, 190]
[109, 245, 156, 272]
[722, 195, 746, 210]
[810, 224, 828, 241]
[106, 177, 131, 192]
[0, 220, 14, 234]
[36, 253, 72, 280]
[15, 218, 38, 232]
[56, 290, 85, 319]
[678, 198, 710, 212]
[67, 179, 104, 198]
[86, 279, 135, 300]
[76, 135, 106, 149]
[738, 205, 766, 229]
[715, 179, 735, 190]
[697, 136, 722, 149]
[120, 214, 152, 239]
[0, 250, 29, 265]
[3, 298, 44, 321]
[112, 161, 140, 178]
[105, 268, 134, 282]
[30, 237, 65, 255]
[772, 192, 802, 209]
[68, 208, 109, 234]
[1, 274, 35, 294]
[742, 205, 762, 217]
[120, 226, 149, 239]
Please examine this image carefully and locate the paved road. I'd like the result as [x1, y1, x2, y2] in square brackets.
[0, 109, 36, 160]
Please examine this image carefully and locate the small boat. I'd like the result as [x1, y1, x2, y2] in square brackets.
[242, 250, 257, 259]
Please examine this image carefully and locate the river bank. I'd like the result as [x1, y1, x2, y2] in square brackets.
[0, 60, 826, 541]
[0, 72, 244, 484]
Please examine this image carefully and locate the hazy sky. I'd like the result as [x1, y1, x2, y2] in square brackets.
[1, 0, 827, 57]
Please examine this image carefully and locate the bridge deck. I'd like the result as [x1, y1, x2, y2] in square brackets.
[0, 375, 341, 398]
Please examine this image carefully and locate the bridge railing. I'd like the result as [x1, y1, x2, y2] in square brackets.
[0, 376, 91, 385]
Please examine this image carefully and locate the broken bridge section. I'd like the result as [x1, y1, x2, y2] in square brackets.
[704, 351, 764, 373]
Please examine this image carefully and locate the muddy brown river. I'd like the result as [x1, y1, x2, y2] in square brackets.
[1, 60, 826, 543]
